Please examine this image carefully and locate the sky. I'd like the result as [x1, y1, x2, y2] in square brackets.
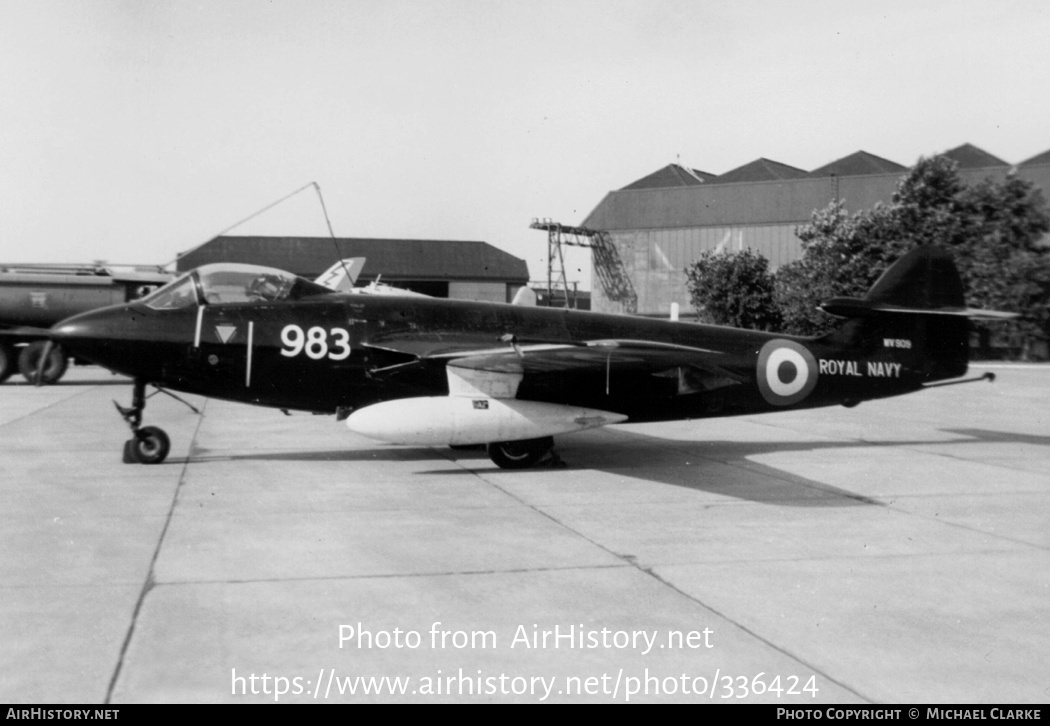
[1, 0, 1048, 288]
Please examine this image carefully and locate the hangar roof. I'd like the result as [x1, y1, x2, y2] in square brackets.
[177, 236, 529, 283]
[581, 143, 1050, 231]
[710, 158, 809, 184]
[941, 143, 1008, 169]
[1020, 148, 1050, 166]
[621, 164, 716, 190]
[581, 164, 1036, 230]
[809, 150, 907, 177]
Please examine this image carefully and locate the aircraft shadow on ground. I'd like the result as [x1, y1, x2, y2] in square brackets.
[440, 432, 886, 508]
[190, 446, 443, 463]
[941, 428, 1050, 448]
[184, 428, 1045, 508]
[185, 427, 1048, 508]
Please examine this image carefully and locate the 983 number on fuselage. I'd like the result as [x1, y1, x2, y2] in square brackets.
[188, 302, 369, 412]
[280, 324, 352, 361]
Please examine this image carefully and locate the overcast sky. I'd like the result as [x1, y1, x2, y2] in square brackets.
[2, 0, 1048, 286]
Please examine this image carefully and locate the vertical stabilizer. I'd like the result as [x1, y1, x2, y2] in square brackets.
[819, 246, 972, 382]
[864, 246, 966, 309]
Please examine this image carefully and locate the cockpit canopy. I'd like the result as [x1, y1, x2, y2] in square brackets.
[142, 264, 332, 310]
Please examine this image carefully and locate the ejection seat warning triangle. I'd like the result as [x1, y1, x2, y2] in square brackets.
[215, 325, 237, 344]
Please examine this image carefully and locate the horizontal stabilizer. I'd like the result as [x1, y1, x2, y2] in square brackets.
[820, 298, 1018, 320]
[821, 247, 1016, 320]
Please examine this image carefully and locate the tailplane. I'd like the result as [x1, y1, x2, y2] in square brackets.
[820, 246, 1016, 320]
[818, 246, 1015, 382]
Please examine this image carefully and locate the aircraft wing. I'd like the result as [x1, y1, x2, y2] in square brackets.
[365, 334, 745, 388]
[447, 339, 728, 373]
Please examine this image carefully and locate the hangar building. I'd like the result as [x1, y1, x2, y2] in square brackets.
[177, 236, 530, 303]
[581, 144, 1050, 316]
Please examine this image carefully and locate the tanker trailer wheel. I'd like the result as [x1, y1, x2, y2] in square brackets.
[0, 342, 15, 383]
[19, 341, 68, 385]
[487, 437, 554, 469]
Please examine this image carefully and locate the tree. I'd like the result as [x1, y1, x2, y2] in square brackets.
[778, 156, 1050, 356]
[775, 199, 908, 336]
[685, 248, 781, 331]
[952, 173, 1050, 357]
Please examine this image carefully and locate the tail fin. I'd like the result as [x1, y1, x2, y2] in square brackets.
[315, 258, 365, 291]
[819, 246, 1014, 382]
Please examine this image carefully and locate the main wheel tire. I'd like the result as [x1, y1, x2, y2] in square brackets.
[0, 342, 15, 384]
[18, 341, 68, 385]
[127, 426, 170, 465]
[487, 437, 554, 470]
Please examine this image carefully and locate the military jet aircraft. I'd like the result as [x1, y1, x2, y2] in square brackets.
[47, 246, 1010, 468]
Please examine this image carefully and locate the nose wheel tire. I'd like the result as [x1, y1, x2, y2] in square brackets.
[123, 426, 171, 465]
[486, 437, 554, 469]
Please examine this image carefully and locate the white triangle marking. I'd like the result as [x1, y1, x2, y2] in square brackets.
[215, 325, 237, 344]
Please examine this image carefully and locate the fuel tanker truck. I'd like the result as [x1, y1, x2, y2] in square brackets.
[0, 264, 171, 384]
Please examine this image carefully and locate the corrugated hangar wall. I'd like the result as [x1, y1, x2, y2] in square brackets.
[601, 225, 800, 317]
[587, 161, 1050, 316]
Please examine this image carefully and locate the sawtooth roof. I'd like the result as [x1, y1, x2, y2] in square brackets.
[581, 165, 1045, 231]
[582, 142, 1050, 231]
[177, 236, 529, 282]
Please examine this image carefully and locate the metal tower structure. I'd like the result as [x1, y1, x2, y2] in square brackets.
[529, 219, 637, 313]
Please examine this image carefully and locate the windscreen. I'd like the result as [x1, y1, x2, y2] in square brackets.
[142, 273, 199, 310]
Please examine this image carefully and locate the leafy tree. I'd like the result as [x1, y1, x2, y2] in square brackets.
[890, 155, 968, 247]
[775, 200, 907, 336]
[778, 156, 1050, 356]
[685, 248, 781, 331]
[951, 174, 1050, 357]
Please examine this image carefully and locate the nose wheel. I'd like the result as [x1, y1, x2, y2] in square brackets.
[122, 426, 171, 464]
[115, 379, 172, 464]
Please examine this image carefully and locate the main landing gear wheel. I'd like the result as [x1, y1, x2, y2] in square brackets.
[19, 341, 68, 385]
[123, 426, 171, 464]
[486, 436, 555, 470]
[115, 378, 172, 465]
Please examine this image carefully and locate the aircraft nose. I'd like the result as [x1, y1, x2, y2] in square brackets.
[52, 305, 128, 343]
[50, 305, 151, 377]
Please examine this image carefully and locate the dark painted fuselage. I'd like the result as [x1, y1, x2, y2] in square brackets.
[51, 290, 966, 423]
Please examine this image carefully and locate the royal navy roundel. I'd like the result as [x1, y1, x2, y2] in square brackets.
[757, 339, 818, 406]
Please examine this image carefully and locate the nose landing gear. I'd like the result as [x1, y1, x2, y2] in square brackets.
[114, 379, 171, 464]
[122, 425, 171, 465]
